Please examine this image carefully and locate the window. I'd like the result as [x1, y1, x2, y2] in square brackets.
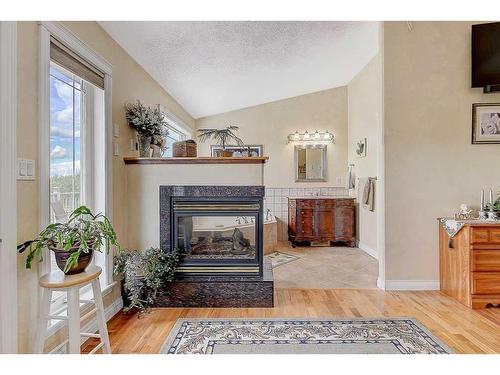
[47, 50, 108, 311]
[159, 108, 191, 157]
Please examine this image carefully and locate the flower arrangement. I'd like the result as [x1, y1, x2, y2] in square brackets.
[124, 101, 168, 157]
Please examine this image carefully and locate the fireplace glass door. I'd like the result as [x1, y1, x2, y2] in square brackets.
[177, 215, 257, 260]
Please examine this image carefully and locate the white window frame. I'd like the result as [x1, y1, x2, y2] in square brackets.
[38, 22, 114, 337]
[0, 21, 18, 354]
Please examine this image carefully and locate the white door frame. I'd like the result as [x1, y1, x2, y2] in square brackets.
[0, 21, 18, 354]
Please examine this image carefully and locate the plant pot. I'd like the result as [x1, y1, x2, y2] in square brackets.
[215, 149, 233, 157]
[487, 211, 498, 220]
[138, 135, 152, 157]
[50, 246, 94, 275]
[151, 144, 162, 157]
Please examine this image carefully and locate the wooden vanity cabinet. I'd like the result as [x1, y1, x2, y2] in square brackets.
[288, 198, 356, 247]
[439, 222, 500, 309]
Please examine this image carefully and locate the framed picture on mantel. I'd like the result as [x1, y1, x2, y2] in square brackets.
[472, 103, 500, 144]
[210, 145, 263, 157]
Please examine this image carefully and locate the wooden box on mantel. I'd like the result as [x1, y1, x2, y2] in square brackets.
[173, 140, 197, 157]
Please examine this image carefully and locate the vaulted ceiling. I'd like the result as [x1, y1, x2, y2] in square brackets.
[99, 21, 379, 118]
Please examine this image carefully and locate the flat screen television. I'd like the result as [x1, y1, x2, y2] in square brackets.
[472, 22, 500, 92]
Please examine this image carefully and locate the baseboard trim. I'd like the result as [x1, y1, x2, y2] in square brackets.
[385, 280, 440, 291]
[357, 241, 378, 260]
[50, 297, 123, 354]
[376, 277, 385, 290]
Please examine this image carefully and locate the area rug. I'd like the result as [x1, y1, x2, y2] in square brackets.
[265, 251, 299, 268]
[160, 318, 453, 354]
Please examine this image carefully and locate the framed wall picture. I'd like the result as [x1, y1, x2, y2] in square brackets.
[472, 103, 500, 144]
[210, 145, 263, 157]
[355, 138, 367, 157]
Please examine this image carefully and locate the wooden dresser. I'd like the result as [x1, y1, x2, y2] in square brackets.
[288, 197, 356, 247]
[439, 222, 500, 309]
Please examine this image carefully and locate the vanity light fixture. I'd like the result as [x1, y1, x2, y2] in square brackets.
[287, 130, 334, 143]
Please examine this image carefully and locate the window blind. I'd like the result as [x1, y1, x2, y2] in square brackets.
[50, 37, 105, 89]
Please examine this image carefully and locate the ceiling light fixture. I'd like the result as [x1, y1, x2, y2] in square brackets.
[287, 131, 334, 144]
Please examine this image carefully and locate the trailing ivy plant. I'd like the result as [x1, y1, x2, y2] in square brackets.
[114, 247, 178, 314]
[18, 206, 120, 273]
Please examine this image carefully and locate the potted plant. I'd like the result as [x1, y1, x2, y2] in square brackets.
[197, 125, 244, 157]
[485, 201, 500, 220]
[114, 247, 178, 313]
[125, 101, 167, 157]
[17, 206, 120, 274]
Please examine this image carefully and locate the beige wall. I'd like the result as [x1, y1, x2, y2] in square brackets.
[384, 21, 500, 282]
[16, 21, 194, 353]
[126, 164, 263, 250]
[195, 87, 348, 188]
[347, 53, 382, 254]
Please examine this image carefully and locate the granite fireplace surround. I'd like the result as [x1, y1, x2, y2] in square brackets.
[155, 185, 274, 308]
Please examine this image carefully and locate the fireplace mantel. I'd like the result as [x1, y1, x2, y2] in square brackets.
[124, 156, 269, 165]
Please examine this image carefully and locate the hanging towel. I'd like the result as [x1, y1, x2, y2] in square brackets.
[346, 165, 355, 190]
[362, 177, 376, 212]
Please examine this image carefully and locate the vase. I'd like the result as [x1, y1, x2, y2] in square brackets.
[138, 135, 152, 157]
[151, 144, 162, 157]
[487, 211, 498, 220]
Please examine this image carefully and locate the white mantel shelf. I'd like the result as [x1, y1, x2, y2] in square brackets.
[123, 156, 269, 165]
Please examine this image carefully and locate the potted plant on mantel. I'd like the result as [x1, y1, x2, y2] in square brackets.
[197, 125, 244, 157]
[18, 206, 120, 274]
[125, 100, 167, 157]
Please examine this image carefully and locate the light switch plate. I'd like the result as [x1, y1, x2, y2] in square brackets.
[113, 123, 120, 138]
[113, 142, 120, 156]
[17, 158, 35, 180]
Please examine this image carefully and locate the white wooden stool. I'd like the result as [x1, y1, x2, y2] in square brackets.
[35, 265, 111, 354]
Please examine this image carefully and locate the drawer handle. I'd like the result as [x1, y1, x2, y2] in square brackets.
[448, 238, 454, 249]
[494, 234, 500, 239]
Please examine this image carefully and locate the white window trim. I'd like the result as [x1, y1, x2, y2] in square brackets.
[158, 105, 194, 138]
[37, 22, 114, 340]
[0, 21, 18, 354]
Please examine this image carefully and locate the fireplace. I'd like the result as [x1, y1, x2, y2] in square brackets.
[160, 186, 264, 277]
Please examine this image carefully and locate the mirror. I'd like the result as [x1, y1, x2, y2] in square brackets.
[294, 145, 327, 182]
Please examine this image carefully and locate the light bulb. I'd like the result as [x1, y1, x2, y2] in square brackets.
[314, 131, 320, 139]
[324, 131, 332, 140]
[303, 131, 310, 140]
[293, 131, 300, 140]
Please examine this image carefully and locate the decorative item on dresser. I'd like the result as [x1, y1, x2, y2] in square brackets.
[439, 219, 500, 309]
[288, 197, 356, 247]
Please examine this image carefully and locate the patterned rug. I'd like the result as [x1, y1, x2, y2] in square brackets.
[160, 318, 453, 354]
[265, 251, 299, 268]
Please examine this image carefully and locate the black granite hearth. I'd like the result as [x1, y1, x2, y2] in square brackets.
[154, 259, 274, 308]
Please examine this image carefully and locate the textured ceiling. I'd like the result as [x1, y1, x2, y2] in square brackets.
[99, 21, 379, 119]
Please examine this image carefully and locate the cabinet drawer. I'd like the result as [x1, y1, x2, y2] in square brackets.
[489, 229, 500, 243]
[471, 228, 489, 243]
[335, 199, 354, 207]
[296, 200, 316, 209]
[471, 250, 500, 271]
[471, 272, 500, 294]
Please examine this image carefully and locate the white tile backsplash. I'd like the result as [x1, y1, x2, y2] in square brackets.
[265, 186, 348, 240]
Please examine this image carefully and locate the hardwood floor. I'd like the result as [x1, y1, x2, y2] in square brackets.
[82, 288, 500, 354]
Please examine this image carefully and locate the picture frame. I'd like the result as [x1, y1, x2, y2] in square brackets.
[472, 103, 500, 144]
[355, 138, 367, 157]
[210, 144, 263, 157]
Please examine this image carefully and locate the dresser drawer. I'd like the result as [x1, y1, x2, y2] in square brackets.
[471, 272, 500, 294]
[489, 229, 500, 243]
[471, 250, 500, 271]
[471, 228, 489, 243]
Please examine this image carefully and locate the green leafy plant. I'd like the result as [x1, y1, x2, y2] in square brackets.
[114, 247, 178, 313]
[18, 206, 120, 273]
[197, 125, 244, 150]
